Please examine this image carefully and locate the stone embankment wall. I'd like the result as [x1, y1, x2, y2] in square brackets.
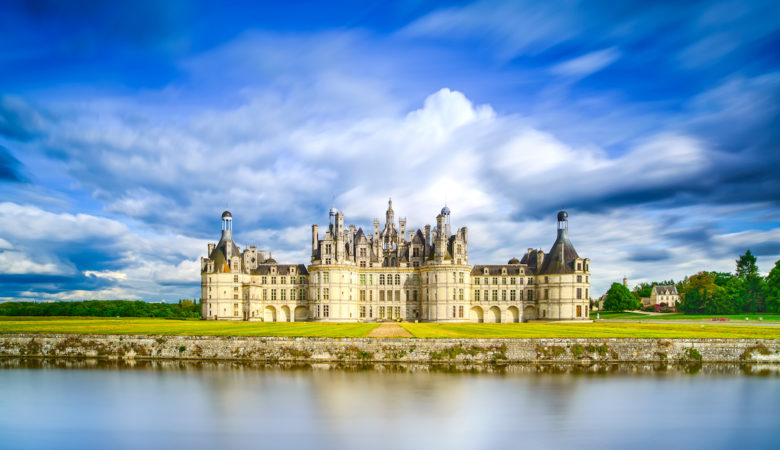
[1, 334, 778, 363]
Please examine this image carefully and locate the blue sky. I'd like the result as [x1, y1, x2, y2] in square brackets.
[1, 0, 779, 301]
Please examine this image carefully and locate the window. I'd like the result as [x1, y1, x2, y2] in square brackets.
[300, 276, 305, 284]
[379, 306, 386, 319]
[577, 288, 582, 299]
[395, 306, 401, 318]
[360, 290, 366, 302]
[323, 305, 329, 318]
[493, 277, 498, 285]
[510, 290, 516, 301]
[324, 288, 329, 300]
[369, 275, 373, 285]
[271, 289, 277, 300]
[395, 274, 401, 285]
[299, 290, 305, 300]
[484, 290, 488, 301]
[502, 277, 507, 285]
[369, 306, 373, 318]
[585, 288, 589, 299]
[456, 244, 462, 254]
[475, 290, 480, 301]
[233, 294, 238, 299]
[576, 305, 582, 317]
[453, 272, 457, 282]
[475, 277, 480, 285]
[577, 275, 582, 283]
[413, 247, 420, 257]
[395, 291, 400, 302]
[502, 290, 507, 301]
[271, 276, 277, 284]
[458, 289, 464, 301]
[528, 290, 534, 301]
[545, 276, 549, 283]
[263, 289, 267, 300]
[459, 272, 464, 284]
[360, 306, 366, 318]
[379, 274, 385, 285]
[369, 291, 373, 301]
[234, 275, 239, 283]
[458, 305, 464, 318]
[492, 290, 498, 301]
[325, 244, 332, 254]
[262, 276, 267, 284]
[577, 262, 582, 271]
[413, 291, 419, 301]
[360, 261, 366, 267]
[544, 289, 549, 300]
[528, 278, 533, 284]
[379, 291, 385, 301]
[234, 286, 238, 292]
[452, 306, 457, 318]
[360, 274, 366, 285]
[585, 306, 588, 317]
[360, 248, 367, 257]
[323, 272, 329, 283]
[511, 277, 515, 285]
[281, 289, 287, 300]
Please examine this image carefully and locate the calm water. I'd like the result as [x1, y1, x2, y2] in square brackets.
[0, 360, 778, 450]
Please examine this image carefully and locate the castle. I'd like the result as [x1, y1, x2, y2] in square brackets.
[201, 200, 591, 322]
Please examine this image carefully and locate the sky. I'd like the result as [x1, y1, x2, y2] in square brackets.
[0, 0, 779, 301]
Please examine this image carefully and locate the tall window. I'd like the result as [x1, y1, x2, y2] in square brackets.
[577, 288, 582, 299]
[475, 277, 480, 285]
[324, 288, 329, 300]
[323, 272, 329, 283]
[492, 290, 498, 301]
[457, 244, 462, 254]
[380, 274, 385, 285]
[360, 306, 366, 318]
[475, 290, 480, 301]
[453, 306, 457, 318]
[395, 274, 401, 285]
[577, 275, 582, 283]
[271, 289, 277, 300]
[323, 305, 329, 317]
[234, 275, 239, 282]
[576, 305, 582, 317]
[502, 290, 507, 301]
[458, 289, 464, 301]
[281, 289, 286, 301]
[544, 289, 549, 300]
[360, 274, 366, 285]
[458, 306, 464, 318]
[493, 277, 498, 285]
[379, 291, 385, 301]
[459, 273, 464, 284]
[360, 290, 366, 302]
[510, 290, 516, 301]
[271, 276, 276, 284]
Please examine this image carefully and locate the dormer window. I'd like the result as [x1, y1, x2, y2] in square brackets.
[577, 262, 582, 271]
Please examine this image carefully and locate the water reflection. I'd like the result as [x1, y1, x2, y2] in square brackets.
[0, 359, 778, 450]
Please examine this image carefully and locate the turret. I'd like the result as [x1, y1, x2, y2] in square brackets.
[557, 210, 568, 238]
[221, 211, 233, 242]
[385, 198, 394, 226]
[312, 224, 319, 255]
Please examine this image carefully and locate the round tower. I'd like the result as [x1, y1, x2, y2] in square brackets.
[557, 210, 568, 237]
[221, 211, 233, 240]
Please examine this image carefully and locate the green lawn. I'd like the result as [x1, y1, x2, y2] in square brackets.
[0, 317, 379, 337]
[595, 312, 780, 322]
[1, 317, 778, 339]
[399, 322, 780, 339]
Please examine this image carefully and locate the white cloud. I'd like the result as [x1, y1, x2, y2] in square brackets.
[84, 270, 128, 281]
[551, 47, 621, 78]
[0, 251, 67, 275]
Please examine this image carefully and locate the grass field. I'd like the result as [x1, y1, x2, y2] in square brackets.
[399, 322, 780, 339]
[0, 317, 379, 337]
[595, 312, 780, 322]
[0, 317, 778, 339]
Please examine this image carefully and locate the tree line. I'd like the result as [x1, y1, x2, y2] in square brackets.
[602, 250, 780, 313]
[0, 299, 201, 318]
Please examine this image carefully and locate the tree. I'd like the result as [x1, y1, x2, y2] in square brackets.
[765, 260, 780, 313]
[603, 283, 640, 311]
[736, 249, 758, 279]
[678, 271, 734, 314]
[735, 249, 766, 312]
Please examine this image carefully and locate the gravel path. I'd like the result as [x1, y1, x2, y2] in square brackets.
[368, 323, 414, 337]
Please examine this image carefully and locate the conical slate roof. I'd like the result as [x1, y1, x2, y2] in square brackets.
[538, 230, 579, 275]
[208, 235, 241, 273]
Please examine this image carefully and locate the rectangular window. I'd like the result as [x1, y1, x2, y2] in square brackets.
[544, 289, 549, 300]
[413, 291, 418, 301]
[369, 275, 373, 285]
[475, 277, 480, 285]
[395, 306, 400, 318]
[323, 305, 329, 318]
[510, 277, 515, 285]
[585, 288, 589, 299]
[453, 306, 457, 318]
[528, 290, 534, 301]
[262, 276, 267, 284]
[280, 276, 286, 284]
[263, 289, 267, 300]
[395, 274, 401, 285]
[458, 289, 464, 301]
[323, 272, 329, 283]
[502, 290, 507, 301]
[369, 291, 373, 301]
[360, 306, 366, 318]
[510, 290, 516, 301]
[281, 289, 286, 301]
[360, 274, 366, 285]
[233, 294, 238, 299]
[475, 290, 480, 301]
[324, 288, 329, 300]
[493, 277, 498, 285]
[395, 291, 400, 301]
[458, 306, 464, 318]
[492, 290, 498, 301]
[576, 305, 582, 317]
[380, 274, 385, 285]
[299, 290, 305, 300]
[360, 290, 366, 302]
[577, 275, 582, 283]
[379, 291, 385, 301]
[271, 276, 277, 284]
[502, 277, 507, 285]
[528, 278, 533, 284]
[518, 278, 523, 285]
[379, 306, 385, 319]
[459, 272, 464, 284]
[271, 289, 277, 300]
[369, 306, 373, 318]
[577, 288, 582, 299]
[484, 290, 488, 301]
[234, 275, 239, 283]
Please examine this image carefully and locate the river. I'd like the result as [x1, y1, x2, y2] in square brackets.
[0, 360, 777, 449]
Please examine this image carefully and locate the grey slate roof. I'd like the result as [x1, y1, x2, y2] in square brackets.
[470, 265, 528, 276]
[653, 285, 678, 295]
[538, 231, 580, 275]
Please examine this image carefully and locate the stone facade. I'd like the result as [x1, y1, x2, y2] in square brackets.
[645, 285, 680, 307]
[201, 200, 591, 322]
[3, 334, 778, 364]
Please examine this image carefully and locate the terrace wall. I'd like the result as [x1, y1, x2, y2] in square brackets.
[1, 334, 779, 363]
